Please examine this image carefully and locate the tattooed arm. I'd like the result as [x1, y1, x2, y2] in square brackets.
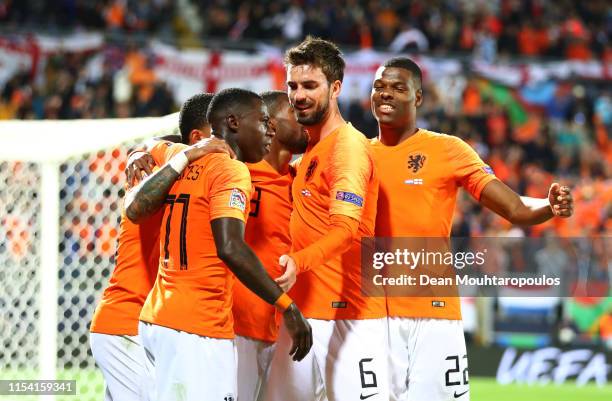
[124, 163, 181, 223]
[124, 137, 235, 223]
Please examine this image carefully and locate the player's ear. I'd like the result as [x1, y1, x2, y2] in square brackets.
[189, 129, 205, 144]
[330, 80, 342, 100]
[415, 88, 423, 107]
[226, 114, 239, 131]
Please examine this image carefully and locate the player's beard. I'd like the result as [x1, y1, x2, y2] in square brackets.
[296, 96, 329, 126]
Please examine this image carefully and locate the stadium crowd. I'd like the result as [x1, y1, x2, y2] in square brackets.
[1, 0, 610, 60]
[195, 0, 610, 59]
[0, 47, 176, 120]
[0, 0, 175, 34]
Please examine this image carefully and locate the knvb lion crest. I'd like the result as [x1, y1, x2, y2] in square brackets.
[407, 154, 426, 173]
[305, 157, 319, 182]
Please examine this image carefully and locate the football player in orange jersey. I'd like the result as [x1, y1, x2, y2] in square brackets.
[233, 90, 308, 401]
[125, 88, 312, 401]
[90, 93, 232, 401]
[370, 57, 573, 401]
[263, 38, 389, 401]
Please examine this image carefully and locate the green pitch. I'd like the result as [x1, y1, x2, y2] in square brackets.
[471, 377, 612, 401]
[1, 371, 611, 401]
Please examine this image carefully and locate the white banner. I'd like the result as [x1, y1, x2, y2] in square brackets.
[34, 33, 104, 55]
[150, 46, 464, 103]
[151, 41, 275, 104]
[1, 33, 609, 106]
[0, 37, 37, 88]
[0, 33, 104, 89]
[472, 59, 612, 87]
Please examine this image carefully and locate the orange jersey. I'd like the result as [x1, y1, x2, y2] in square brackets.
[140, 142, 253, 339]
[232, 160, 293, 342]
[290, 123, 386, 320]
[90, 211, 163, 335]
[372, 129, 497, 320]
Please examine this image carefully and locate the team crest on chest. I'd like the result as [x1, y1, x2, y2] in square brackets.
[407, 154, 426, 173]
[304, 157, 319, 182]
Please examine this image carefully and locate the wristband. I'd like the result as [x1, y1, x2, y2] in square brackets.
[274, 293, 293, 312]
[126, 150, 147, 166]
[168, 152, 189, 174]
[127, 148, 146, 159]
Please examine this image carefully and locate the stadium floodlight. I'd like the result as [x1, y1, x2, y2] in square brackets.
[0, 114, 178, 400]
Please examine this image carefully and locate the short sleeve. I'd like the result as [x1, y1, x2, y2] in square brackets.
[328, 130, 372, 220]
[447, 137, 497, 200]
[208, 158, 253, 222]
[150, 141, 187, 166]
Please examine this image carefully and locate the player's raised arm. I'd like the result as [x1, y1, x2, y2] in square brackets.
[479, 180, 573, 225]
[447, 132, 574, 226]
[124, 138, 232, 223]
[211, 217, 312, 361]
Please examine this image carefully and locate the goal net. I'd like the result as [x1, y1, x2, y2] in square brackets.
[0, 114, 178, 401]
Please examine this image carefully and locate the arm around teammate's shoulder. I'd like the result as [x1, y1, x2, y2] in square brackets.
[124, 138, 234, 223]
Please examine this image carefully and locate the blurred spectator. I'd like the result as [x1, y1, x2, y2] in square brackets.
[0, 46, 176, 120]
[0, 0, 174, 34]
[535, 231, 569, 277]
[599, 306, 612, 349]
[389, 23, 429, 53]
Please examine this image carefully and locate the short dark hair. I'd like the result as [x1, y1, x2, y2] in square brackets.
[260, 90, 288, 116]
[207, 88, 262, 132]
[284, 36, 345, 83]
[179, 93, 214, 144]
[383, 57, 422, 89]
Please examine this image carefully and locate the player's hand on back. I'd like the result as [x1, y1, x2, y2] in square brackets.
[275, 254, 297, 292]
[126, 151, 156, 188]
[184, 137, 236, 162]
[548, 183, 573, 218]
[282, 303, 313, 361]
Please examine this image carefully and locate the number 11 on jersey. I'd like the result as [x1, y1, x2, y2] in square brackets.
[163, 193, 190, 270]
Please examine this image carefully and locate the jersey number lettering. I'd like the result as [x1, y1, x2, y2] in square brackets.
[249, 187, 262, 217]
[445, 355, 469, 386]
[163, 193, 190, 270]
[359, 358, 378, 388]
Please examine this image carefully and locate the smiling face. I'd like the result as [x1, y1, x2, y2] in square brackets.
[371, 66, 422, 129]
[287, 64, 338, 127]
[235, 99, 275, 163]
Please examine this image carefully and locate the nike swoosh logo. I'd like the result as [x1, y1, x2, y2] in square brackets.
[454, 389, 469, 398]
[360, 393, 378, 400]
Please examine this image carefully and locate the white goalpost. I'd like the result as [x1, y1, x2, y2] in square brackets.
[0, 114, 178, 400]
